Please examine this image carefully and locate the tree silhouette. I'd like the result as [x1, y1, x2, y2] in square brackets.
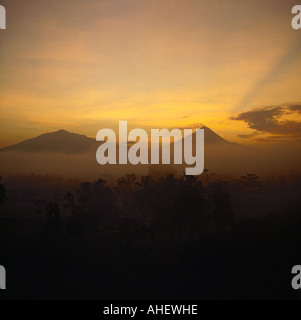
[45, 202, 61, 237]
[64, 190, 88, 238]
[64, 179, 116, 238]
[115, 174, 137, 214]
[211, 190, 234, 229]
[239, 173, 263, 197]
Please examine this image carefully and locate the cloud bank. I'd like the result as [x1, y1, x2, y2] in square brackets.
[231, 104, 301, 142]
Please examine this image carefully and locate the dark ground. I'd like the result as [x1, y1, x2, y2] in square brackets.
[1, 173, 301, 300]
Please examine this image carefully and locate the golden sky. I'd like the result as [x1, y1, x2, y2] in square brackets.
[1, 0, 301, 147]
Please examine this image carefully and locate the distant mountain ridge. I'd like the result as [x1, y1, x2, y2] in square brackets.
[173, 125, 240, 148]
[199, 125, 235, 145]
[0, 129, 97, 154]
[0, 126, 239, 154]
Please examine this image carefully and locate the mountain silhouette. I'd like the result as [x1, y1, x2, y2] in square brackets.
[172, 125, 241, 150]
[0, 127, 263, 177]
[199, 125, 235, 145]
[0, 126, 238, 155]
[0, 129, 98, 154]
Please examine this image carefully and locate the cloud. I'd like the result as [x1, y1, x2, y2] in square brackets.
[231, 104, 301, 142]
[238, 132, 259, 139]
[288, 104, 301, 114]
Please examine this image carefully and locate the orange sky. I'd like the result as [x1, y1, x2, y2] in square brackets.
[1, 0, 301, 147]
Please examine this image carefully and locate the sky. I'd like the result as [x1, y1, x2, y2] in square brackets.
[0, 0, 301, 147]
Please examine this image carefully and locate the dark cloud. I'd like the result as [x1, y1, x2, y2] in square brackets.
[288, 104, 301, 114]
[238, 132, 259, 139]
[231, 104, 301, 141]
[231, 107, 285, 132]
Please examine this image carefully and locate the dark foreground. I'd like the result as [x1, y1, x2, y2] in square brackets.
[0, 173, 301, 299]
